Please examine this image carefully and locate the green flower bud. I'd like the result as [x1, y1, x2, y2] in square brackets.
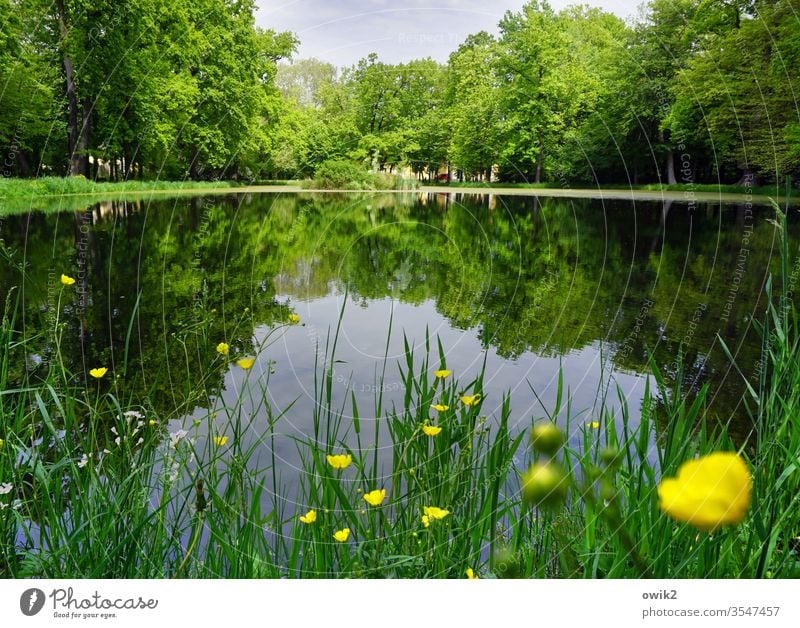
[600, 480, 617, 502]
[599, 446, 621, 468]
[530, 421, 564, 456]
[521, 462, 569, 509]
[493, 546, 521, 579]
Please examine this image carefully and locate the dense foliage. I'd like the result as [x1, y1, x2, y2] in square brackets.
[272, 0, 800, 185]
[1, 0, 799, 184]
[0, 0, 296, 180]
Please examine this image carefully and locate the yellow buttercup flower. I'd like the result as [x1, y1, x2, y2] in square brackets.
[587, 421, 600, 429]
[326, 453, 352, 470]
[237, 357, 255, 370]
[421, 515, 430, 528]
[423, 506, 450, 520]
[213, 436, 229, 447]
[333, 528, 350, 542]
[216, 342, 230, 356]
[466, 567, 478, 579]
[434, 369, 452, 379]
[460, 394, 481, 407]
[363, 488, 386, 507]
[288, 313, 301, 324]
[148, 420, 156, 426]
[89, 367, 108, 379]
[422, 425, 442, 437]
[430, 404, 449, 412]
[657, 452, 752, 531]
[299, 510, 317, 524]
[60, 274, 76, 286]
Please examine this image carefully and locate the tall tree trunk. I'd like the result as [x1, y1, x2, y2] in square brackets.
[122, 142, 132, 181]
[535, 136, 544, 184]
[16, 150, 32, 177]
[659, 130, 677, 185]
[666, 149, 677, 185]
[57, 0, 81, 175]
[78, 96, 91, 176]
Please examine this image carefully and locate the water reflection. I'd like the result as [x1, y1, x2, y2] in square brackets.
[1, 192, 791, 469]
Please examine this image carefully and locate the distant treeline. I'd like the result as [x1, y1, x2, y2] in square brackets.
[2, 0, 799, 185]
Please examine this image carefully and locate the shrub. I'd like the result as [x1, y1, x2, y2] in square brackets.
[307, 160, 419, 190]
[310, 160, 374, 189]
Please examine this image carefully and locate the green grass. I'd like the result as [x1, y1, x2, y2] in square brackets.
[0, 206, 798, 579]
[0, 176, 244, 216]
[0, 176, 242, 199]
[428, 180, 796, 198]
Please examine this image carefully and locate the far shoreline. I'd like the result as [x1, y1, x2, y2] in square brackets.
[1, 181, 795, 214]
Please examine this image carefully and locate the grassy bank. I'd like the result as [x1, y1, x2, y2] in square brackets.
[0, 209, 798, 579]
[432, 180, 795, 198]
[0, 177, 300, 215]
[0, 176, 243, 199]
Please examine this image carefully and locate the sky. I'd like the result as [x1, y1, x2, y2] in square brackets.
[256, 0, 637, 68]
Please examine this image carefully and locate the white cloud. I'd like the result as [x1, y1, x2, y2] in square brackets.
[256, 0, 636, 68]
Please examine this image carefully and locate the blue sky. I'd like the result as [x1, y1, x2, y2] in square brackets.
[256, 0, 637, 68]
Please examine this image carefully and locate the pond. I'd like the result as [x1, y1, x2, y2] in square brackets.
[0, 191, 790, 500]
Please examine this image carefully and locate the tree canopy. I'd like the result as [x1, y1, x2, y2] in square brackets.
[1, 0, 798, 184]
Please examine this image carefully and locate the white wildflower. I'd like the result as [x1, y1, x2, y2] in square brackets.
[77, 453, 89, 468]
[169, 429, 188, 448]
[168, 461, 180, 482]
[0, 483, 13, 495]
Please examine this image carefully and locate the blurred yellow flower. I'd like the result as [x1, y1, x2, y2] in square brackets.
[421, 515, 430, 528]
[89, 367, 107, 379]
[237, 357, 255, 370]
[216, 342, 230, 356]
[213, 436, 229, 447]
[363, 489, 386, 507]
[299, 510, 317, 524]
[326, 453, 352, 470]
[466, 568, 478, 579]
[657, 452, 752, 531]
[422, 425, 442, 437]
[423, 506, 450, 521]
[587, 421, 600, 429]
[530, 422, 564, 456]
[60, 274, 76, 286]
[460, 394, 481, 407]
[434, 369, 452, 379]
[430, 404, 449, 412]
[521, 462, 568, 509]
[288, 313, 301, 324]
[333, 528, 350, 542]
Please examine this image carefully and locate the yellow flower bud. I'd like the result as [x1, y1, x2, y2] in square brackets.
[530, 422, 564, 456]
[521, 462, 568, 509]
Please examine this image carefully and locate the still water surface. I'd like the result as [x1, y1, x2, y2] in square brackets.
[1, 191, 789, 496]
